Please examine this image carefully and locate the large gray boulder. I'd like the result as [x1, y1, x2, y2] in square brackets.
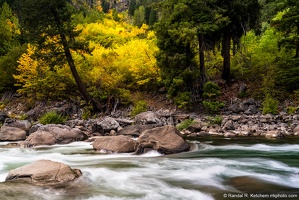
[0, 126, 27, 141]
[93, 135, 136, 153]
[135, 125, 190, 155]
[135, 111, 162, 125]
[91, 117, 120, 135]
[5, 160, 82, 186]
[20, 124, 88, 147]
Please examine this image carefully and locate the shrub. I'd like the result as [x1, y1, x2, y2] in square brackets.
[176, 119, 195, 131]
[202, 81, 224, 114]
[39, 111, 67, 125]
[203, 101, 225, 114]
[174, 92, 191, 110]
[262, 94, 279, 115]
[207, 115, 223, 125]
[287, 106, 298, 114]
[131, 100, 147, 117]
[202, 81, 221, 99]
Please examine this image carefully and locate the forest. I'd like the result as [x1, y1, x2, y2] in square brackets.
[0, 0, 299, 115]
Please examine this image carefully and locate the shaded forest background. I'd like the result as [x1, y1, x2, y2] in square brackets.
[0, 0, 299, 116]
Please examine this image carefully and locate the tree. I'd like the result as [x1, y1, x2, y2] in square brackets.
[272, 0, 299, 58]
[213, 0, 261, 83]
[16, 0, 101, 110]
[133, 6, 146, 27]
[155, 0, 225, 100]
[0, 2, 20, 56]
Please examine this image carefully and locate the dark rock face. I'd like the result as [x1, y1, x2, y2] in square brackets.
[135, 125, 190, 155]
[20, 124, 88, 147]
[0, 126, 27, 141]
[5, 160, 82, 186]
[0, 112, 8, 123]
[93, 135, 136, 153]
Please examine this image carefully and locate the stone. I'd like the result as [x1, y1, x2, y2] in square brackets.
[244, 98, 256, 105]
[91, 117, 120, 135]
[20, 124, 88, 147]
[222, 120, 235, 130]
[186, 118, 205, 132]
[0, 126, 26, 141]
[228, 103, 241, 113]
[117, 124, 161, 137]
[4, 119, 31, 132]
[93, 135, 136, 153]
[0, 112, 8, 123]
[5, 160, 82, 186]
[135, 111, 162, 125]
[135, 125, 190, 155]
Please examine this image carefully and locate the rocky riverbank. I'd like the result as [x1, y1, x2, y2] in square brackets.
[1, 97, 299, 188]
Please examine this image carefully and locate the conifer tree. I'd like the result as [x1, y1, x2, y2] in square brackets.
[16, 0, 101, 110]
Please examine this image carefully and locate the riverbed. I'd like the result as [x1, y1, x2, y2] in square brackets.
[0, 138, 299, 200]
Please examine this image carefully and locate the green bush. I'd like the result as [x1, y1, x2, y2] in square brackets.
[262, 94, 279, 115]
[176, 119, 195, 131]
[287, 106, 298, 114]
[203, 100, 225, 114]
[174, 92, 191, 110]
[131, 100, 147, 117]
[202, 81, 221, 99]
[39, 111, 67, 125]
[207, 115, 223, 125]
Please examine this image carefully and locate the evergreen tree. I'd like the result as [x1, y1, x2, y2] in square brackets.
[16, 0, 101, 110]
[213, 0, 261, 83]
[272, 0, 299, 58]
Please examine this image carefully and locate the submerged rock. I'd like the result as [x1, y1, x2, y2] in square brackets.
[5, 160, 82, 187]
[93, 135, 136, 153]
[135, 125, 190, 155]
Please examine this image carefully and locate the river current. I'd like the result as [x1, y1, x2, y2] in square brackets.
[0, 139, 299, 200]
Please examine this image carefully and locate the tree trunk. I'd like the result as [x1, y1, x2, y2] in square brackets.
[198, 32, 207, 91]
[222, 30, 231, 83]
[51, 8, 101, 111]
[296, 25, 299, 58]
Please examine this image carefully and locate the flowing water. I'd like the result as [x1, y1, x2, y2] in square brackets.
[0, 138, 299, 200]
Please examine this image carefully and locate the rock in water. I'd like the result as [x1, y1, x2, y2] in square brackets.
[5, 160, 82, 187]
[93, 135, 136, 153]
[0, 126, 26, 141]
[135, 125, 190, 155]
[20, 124, 88, 147]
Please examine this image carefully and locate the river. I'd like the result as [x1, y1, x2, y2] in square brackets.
[0, 138, 299, 200]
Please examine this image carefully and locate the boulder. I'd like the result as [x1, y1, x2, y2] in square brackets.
[117, 124, 161, 137]
[135, 125, 190, 155]
[186, 118, 207, 132]
[222, 120, 235, 130]
[5, 160, 82, 186]
[91, 117, 120, 135]
[93, 135, 136, 153]
[4, 119, 31, 132]
[228, 103, 241, 113]
[135, 111, 162, 125]
[0, 126, 27, 141]
[20, 124, 88, 147]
